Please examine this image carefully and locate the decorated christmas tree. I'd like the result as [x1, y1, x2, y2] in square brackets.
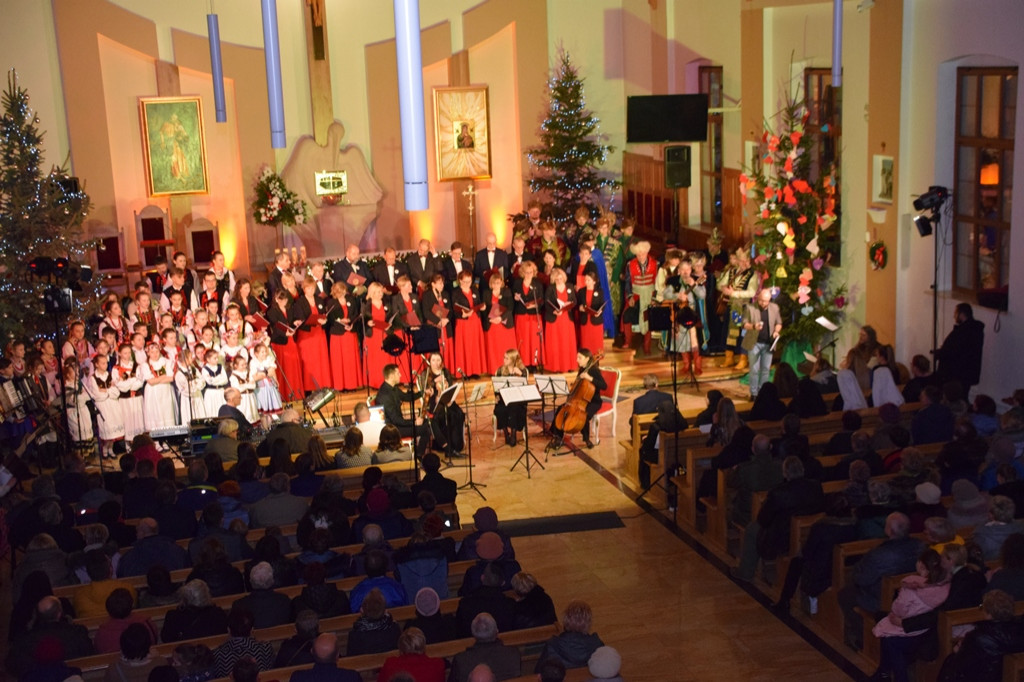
[0, 71, 97, 342]
[739, 96, 846, 351]
[526, 52, 619, 220]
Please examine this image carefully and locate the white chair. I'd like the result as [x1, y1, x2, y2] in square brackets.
[590, 366, 621, 445]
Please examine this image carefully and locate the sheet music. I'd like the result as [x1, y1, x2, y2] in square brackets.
[491, 376, 527, 391]
[534, 374, 570, 396]
[437, 381, 462, 406]
[468, 383, 488, 403]
[815, 316, 839, 332]
[500, 384, 541, 404]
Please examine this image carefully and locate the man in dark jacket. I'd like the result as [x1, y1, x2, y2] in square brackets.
[455, 562, 517, 637]
[473, 233, 510, 285]
[730, 434, 783, 525]
[291, 633, 361, 682]
[448, 613, 522, 682]
[231, 561, 292, 629]
[375, 364, 429, 455]
[150, 481, 199, 541]
[630, 374, 673, 421]
[732, 456, 825, 581]
[274, 609, 320, 668]
[117, 518, 190, 577]
[257, 408, 313, 458]
[411, 453, 458, 505]
[7, 596, 95, 677]
[937, 588, 1024, 682]
[188, 503, 254, 563]
[838, 512, 925, 649]
[934, 302, 985, 398]
[912, 385, 956, 445]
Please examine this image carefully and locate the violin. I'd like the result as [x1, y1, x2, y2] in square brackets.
[551, 351, 605, 435]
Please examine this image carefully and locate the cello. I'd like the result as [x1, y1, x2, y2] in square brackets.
[551, 351, 605, 435]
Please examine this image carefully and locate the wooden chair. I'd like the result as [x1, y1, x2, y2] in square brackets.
[590, 366, 621, 445]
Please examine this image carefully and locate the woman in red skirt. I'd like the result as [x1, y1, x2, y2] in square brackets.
[482, 272, 517, 375]
[361, 282, 394, 389]
[421, 273, 456, 370]
[576, 265, 607, 358]
[267, 290, 303, 402]
[326, 281, 363, 391]
[543, 268, 578, 372]
[452, 270, 489, 377]
[290, 277, 331, 395]
[390, 275, 424, 382]
[513, 260, 544, 369]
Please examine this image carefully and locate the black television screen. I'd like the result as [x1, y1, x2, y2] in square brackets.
[626, 94, 709, 143]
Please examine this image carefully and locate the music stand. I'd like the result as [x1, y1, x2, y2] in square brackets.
[503, 384, 544, 478]
[435, 381, 466, 469]
[458, 379, 486, 500]
[533, 375, 569, 437]
[491, 376, 526, 449]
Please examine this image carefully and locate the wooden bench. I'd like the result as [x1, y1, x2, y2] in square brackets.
[67, 597, 463, 679]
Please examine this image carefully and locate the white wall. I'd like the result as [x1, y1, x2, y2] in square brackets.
[898, 0, 1024, 402]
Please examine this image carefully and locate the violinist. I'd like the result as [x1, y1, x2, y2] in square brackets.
[545, 348, 606, 451]
[659, 258, 706, 375]
[494, 349, 528, 447]
[420, 352, 464, 458]
[375, 363, 429, 456]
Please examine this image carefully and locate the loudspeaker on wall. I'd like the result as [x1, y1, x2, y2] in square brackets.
[664, 145, 691, 189]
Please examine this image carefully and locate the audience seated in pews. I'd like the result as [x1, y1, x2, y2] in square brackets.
[923, 517, 963, 553]
[274, 608, 320, 668]
[979, 436, 1023, 492]
[258, 408, 314, 458]
[99, 499, 138, 549]
[336, 426, 374, 469]
[233, 561, 293, 629]
[406, 587, 457, 644]
[350, 524, 395, 576]
[872, 402, 905, 454]
[747, 381, 787, 422]
[297, 528, 351, 580]
[947, 480, 989, 531]
[905, 482, 946, 534]
[373, 424, 415, 465]
[137, 565, 180, 609]
[347, 587, 402, 656]
[411, 452, 458, 506]
[856, 479, 895, 540]
[991, 462, 1024, 518]
[733, 456, 825, 582]
[536, 600, 604, 672]
[936, 589, 1024, 682]
[290, 452, 325, 497]
[973, 495, 1024, 560]
[350, 548, 408, 611]
[824, 411, 863, 456]
[187, 536, 246, 598]
[458, 507, 515, 562]
[377, 626, 445, 682]
[936, 420, 989, 493]
[789, 377, 829, 418]
[381, 473, 416, 510]
[830, 430, 883, 481]
[842, 460, 871, 510]
[8, 595, 94, 677]
[234, 455, 270, 505]
[151, 481, 199, 541]
[122, 458, 159, 519]
[457, 562, 517, 637]
[290, 632, 361, 682]
[243, 532, 298, 588]
[103, 622, 168, 682]
[213, 606, 274, 677]
[171, 642, 216, 681]
[394, 530, 453, 599]
[839, 512, 925, 650]
[189, 502, 253, 563]
[693, 390, 724, 428]
[291, 560, 351, 619]
[351, 488, 415, 543]
[75, 549, 134, 618]
[985, 534, 1024, 600]
[176, 460, 220, 513]
[94, 587, 158, 654]
[161, 579, 230, 643]
[450, 613, 522, 682]
[912, 385, 955, 446]
[511, 571, 558, 630]
[460, 532, 523, 596]
[729, 434, 783, 526]
[901, 354, 936, 404]
[118, 517, 190, 578]
[13, 534, 70, 600]
[248, 472, 309, 529]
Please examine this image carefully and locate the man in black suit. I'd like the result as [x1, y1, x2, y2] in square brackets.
[507, 236, 534, 283]
[442, 242, 473, 291]
[407, 239, 437, 291]
[370, 247, 409, 294]
[332, 244, 373, 297]
[375, 364, 429, 455]
[267, 251, 291, 300]
[473, 233, 509, 285]
[218, 388, 255, 441]
[631, 374, 673, 421]
[411, 452, 457, 504]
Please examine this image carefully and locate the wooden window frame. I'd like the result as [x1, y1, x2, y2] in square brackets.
[699, 65, 724, 228]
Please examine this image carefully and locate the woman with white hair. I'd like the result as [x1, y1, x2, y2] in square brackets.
[160, 579, 229, 643]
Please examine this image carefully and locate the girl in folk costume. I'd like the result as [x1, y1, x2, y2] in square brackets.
[185, 309, 211, 350]
[361, 282, 395, 390]
[231, 278, 262, 324]
[512, 260, 545, 369]
[219, 328, 248, 367]
[7, 339, 27, 377]
[267, 290, 303, 402]
[211, 250, 236, 301]
[221, 303, 255, 350]
[388, 275, 423, 383]
[160, 328, 182, 370]
[63, 364, 93, 444]
[113, 344, 145, 441]
[62, 320, 94, 366]
[201, 350, 229, 416]
[129, 332, 148, 365]
[421, 274, 456, 371]
[130, 291, 156, 339]
[250, 343, 283, 415]
[155, 313, 176, 347]
[623, 240, 659, 356]
[660, 259, 706, 375]
[290, 276, 331, 394]
[654, 249, 684, 302]
[690, 252, 711, 352]
[229, 356, 259, 424]
[494, 349, 528, 447]
[204, 298, 221, 329]
[138, 342, 178, 431]
[542, 268, 578, 372]
[718, 246, 759, 370]
[165, 290, 193, 332]
[174, 346, 207, 423]
[482, 272, 517, 375]
[452, 270, 489, 377]
[39, 338, 62, 400]
[576, 266, 607, 359]
[98, 300, 129, 346]
[326, 281, 364, 392]
[198, 324, 220, 357]
[84, 353, 125, 458]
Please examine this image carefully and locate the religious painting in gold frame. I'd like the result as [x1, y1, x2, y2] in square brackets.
[433, 86, 491, 181]
[139, 96, 209, 196]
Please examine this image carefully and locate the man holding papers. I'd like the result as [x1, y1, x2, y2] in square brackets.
[742, 288, 783, 401]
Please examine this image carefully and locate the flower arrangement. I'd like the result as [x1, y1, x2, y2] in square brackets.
[739, 96, 846, 350]
[251, 165, 308, 227]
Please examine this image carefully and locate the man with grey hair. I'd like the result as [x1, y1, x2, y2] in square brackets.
[349, 523, 395, 576]
[838, 511, 925, 649]
[219, 387, 254, 440]
[630, 373, 673, 422]
[117, 517, 190, 577]
[732, 455, 825, 582]
[204, 418, 241, 463]
[232, 561, 291, 628]
[448, 613, 522, 682]
[258, 407, 313, 457]
[248, 472, 309, 528]
[973, 495, 1024, 561]
[290, 633, 361, 682]
[741, 287, 782, 399]
[7, 595, 95, 676]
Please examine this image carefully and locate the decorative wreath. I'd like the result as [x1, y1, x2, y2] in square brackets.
[869, 240, 888, 270]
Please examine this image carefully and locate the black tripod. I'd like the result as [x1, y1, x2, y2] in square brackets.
[507, 387, 543, 478]
[637, 303, 683, 508]
[455, 369, 485, 498]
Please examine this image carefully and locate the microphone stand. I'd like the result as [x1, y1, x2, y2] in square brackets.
[360, 302, 372, 401]
[456, 368, 485, 499]
[532, 282, 545, 373]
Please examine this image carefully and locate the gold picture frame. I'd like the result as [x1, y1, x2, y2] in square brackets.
[139, 96, 209, 196]
[433, 85, 491, 181]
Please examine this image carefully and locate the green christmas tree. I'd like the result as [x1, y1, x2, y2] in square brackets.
[739, 96, 846, 351]
[526, 52, 619, 220]
[0, 70, 98, 342]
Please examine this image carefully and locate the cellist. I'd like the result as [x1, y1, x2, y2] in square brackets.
[545, 348, 606, 451]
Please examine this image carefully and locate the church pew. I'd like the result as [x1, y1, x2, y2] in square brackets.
[622, 412, 657, 485]
[508, 669, 591, 682]
[74, 559, 476, 635]
[1002, 651, 1024, 682]
[67, 598, 462, 680]
[201, 623, 561, 682]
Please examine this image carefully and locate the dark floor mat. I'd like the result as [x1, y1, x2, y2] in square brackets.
[500, 511, 625, 538]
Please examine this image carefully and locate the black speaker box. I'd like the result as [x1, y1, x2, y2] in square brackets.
[665, 145, 691, 189]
